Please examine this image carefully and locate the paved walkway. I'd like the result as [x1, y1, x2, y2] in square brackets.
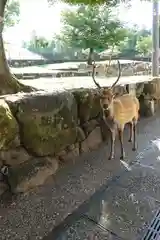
[19, 75, 152, 92]
[1, 114, 160, 239]
[43, 114, 160, 240]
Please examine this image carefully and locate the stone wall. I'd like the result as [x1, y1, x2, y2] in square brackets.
[78, 61, 152, 77]
[13, 61, 153, 80]
[0, 80, 159, 196]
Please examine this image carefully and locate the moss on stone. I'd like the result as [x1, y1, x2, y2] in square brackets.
[0, 100, 18, 150]
[9, 92, 78, 156]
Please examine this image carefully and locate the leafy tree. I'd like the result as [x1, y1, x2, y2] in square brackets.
[118, 27, 138, 57]
[136, 35, 152, 57]
[24, 34, 55, 58]
[0, 0, 152, 95]
[48, 0, 120, 6]
[58, 5, 128, 64]
[118, 26, 152, 58]
[27, 36, 55, 49]
[48, 0, 150, 6]
[4, 0, 20, 28]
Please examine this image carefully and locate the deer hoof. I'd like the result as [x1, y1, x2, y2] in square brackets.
[120, 156, 125, 160]
[108, 156, 114, 160]
[128, 139, 132, 143]
[132, 147, 136, 151]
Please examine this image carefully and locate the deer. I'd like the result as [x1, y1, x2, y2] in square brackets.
[92, 60, 140, 160]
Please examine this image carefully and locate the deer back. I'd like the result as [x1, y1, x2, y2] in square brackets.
[111, 94, 139, 125]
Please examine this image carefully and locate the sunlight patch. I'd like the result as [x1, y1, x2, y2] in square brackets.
[152, 139, 160, 151]
[120, 160, 132, 171]
[99, 200, 110, 228]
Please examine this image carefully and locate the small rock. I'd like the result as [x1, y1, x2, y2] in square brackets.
[67, 144, 75, 151]
[81, 127, 102, 153]
[0, 182, 8, 196]
[0, 147, 30, 165]
[59, 146, 79, 163]
[9, 157, 59, 193]
[57, 150, 67, 160]
[76, 126, 86, 141]
[82, 119, 99, 135]
[13, 136, 21, 147]
[75, 142, 79, 149]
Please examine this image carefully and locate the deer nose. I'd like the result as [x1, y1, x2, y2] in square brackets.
[103, 104, 108, 109]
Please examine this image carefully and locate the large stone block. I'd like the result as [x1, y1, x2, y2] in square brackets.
[143, 78, 160, 100]
[72, 89, 100, 124]
[6, 91, 78, 156]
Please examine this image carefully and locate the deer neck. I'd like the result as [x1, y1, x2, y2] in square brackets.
[103, 101, 114, 120]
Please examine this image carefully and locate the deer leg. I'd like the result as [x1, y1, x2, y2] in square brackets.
[118, 127, 125, 160]
[128, 122, 133, 142]
[108, 129, 116, 160]
[132, 120, 137, 151]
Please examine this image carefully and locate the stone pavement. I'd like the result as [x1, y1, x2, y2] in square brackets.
[20, 75, 152, 92]
[1, 114, 160, 240]
[45, 164, 160, 240]
[43, 114, 160, 240]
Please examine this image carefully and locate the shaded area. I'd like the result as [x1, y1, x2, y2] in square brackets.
[43, 114, 160, 240]
[1, 113, 160, 239]
[49, 216, 122, 240]
[44, 165, 160, 240]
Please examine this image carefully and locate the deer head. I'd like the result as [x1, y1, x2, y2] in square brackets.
[92, 60, 121, 110]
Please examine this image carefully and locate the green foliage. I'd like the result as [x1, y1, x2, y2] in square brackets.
[118, 26, 151, 58]
[4, 0, 20, 28]
[23, 35, 55, 56]
[48, 0, 150, 7]
[136, 35, 152, 56]
[58, 5, 128, 54]
[66, 0, 118, 5]
[25, 35, 55, 49]
[48, 0, 119, 6]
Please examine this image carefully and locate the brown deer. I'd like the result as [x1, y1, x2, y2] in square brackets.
[92, 60, 140, 160]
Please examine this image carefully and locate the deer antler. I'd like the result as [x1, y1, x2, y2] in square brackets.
[91, 61, 101, 89]
[111, 60, 121, 89]
[91, 59, 121, 90]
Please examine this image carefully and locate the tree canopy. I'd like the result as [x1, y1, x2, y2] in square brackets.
[48, 0, 150, 6]
[118, 27, 151, 58]
[48, 0, 119, 6]
[136, 35, 152, 57]
[57, 4, 128, 62]
[4, 0, 20, 28]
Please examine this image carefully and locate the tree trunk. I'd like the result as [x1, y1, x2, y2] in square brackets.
[87, 48, 94, 65]
[143, 0, 160, 101]
[0, 0, 36, 95]
[152, 0, 159, 76]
